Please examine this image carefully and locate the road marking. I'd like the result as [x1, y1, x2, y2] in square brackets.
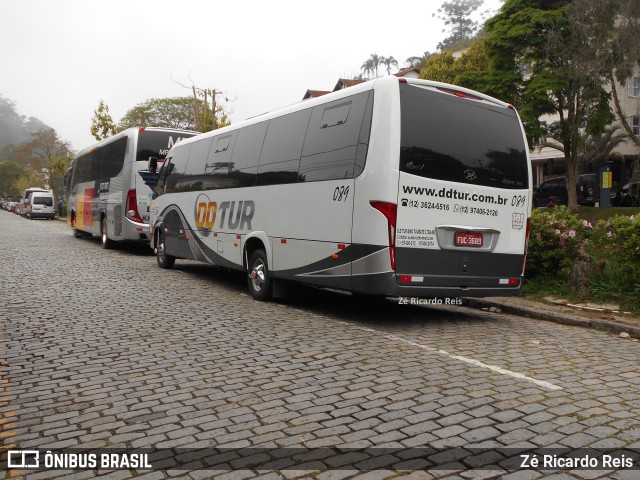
[341, 323, 563, 391]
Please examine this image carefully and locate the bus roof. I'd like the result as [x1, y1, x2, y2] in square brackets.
[173, 75, 512, 151]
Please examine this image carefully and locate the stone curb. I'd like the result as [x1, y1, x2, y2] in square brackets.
[462, 297, 640, 338]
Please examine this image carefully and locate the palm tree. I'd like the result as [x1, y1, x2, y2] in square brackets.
[363, 54, 383, 77]
[383, 56, 399, 75]
[360, 59, 374, 79]
[405, 56, 424, 68]
[580, 125, 630, 169]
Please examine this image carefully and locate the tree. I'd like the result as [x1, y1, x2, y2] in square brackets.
[0, 95, 52, 150]
[404, 51, 436, 70]
[0, 161, 24, 197]
[23, 129, 72, 171]
[479, 0, 614, 210]
[565, 0, 640, 149]
[420, 52, 457, 84]
[119, 97, 197, 130]
[405, 56, 425, 68]
[580, 125, 630, 170]
[48, 154, 73, 197]
[434, 0, 485, 52]
[90, 100, 118, 140]
[420, 36, 489, 85]
[171, 77, 233, 133]
[189, 87, 231, 133]
[382, 56, 399, 75]
[361, 53, 383, 78]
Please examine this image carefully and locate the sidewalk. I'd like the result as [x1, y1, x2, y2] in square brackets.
[463, 295, 640, 339]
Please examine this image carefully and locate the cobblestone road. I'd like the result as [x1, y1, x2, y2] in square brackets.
[1, 211, 639, 479]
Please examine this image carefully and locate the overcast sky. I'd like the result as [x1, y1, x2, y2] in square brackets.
[0, 0, 503, 153]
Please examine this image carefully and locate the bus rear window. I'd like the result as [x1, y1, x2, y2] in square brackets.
[33, 197, 53, 206]
[399, 84, 528, 189]
[137, 130, 197, 162]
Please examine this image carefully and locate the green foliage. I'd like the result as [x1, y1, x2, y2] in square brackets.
[48, 155, 73, 198]
[420, 37, 489, 86]
[420, 51, 457, 84]
[90, 100, 118, 141]
[482, 0, 615, 210]
[587, 214, 640, 311]
[193, 88, 231, 133]
[0, 128, 71, 197]
[527, 207, 591, 279]
[0, 161, 24, 197]
[119, 97, 196, 131]
[528, 207, 640, 311]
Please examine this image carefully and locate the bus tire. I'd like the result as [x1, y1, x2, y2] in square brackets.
[247, 249, 273, 301]
[101, 217, 113, 249]
[156, 231, 175, 269]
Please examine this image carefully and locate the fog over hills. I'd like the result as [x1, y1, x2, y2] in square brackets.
[0, 95, 52, 150]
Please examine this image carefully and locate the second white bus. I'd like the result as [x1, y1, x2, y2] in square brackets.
[66, 127, 198, 247]
[149, 76, 532, 301]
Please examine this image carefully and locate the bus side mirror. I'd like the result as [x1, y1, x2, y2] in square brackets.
[148, 157, 159, 174]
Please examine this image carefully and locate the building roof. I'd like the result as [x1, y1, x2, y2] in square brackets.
[302, 89, 331, 100]
[394, 67, 420, 77]
[333, 78, 366, 91]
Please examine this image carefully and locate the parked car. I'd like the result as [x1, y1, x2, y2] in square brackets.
[533, 174, 599, 207]
[612, 182, 640, 207]
[25, 191, 56, 219]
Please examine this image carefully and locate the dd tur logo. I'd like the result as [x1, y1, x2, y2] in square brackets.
[195, 194, 255, 236]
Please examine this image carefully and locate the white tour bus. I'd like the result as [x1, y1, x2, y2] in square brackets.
[66, 127, 198, 247]
[149, 76, 532, 301]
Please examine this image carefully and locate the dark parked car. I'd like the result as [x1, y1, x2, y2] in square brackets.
[612, 182, 640, 207]
[533, 174, 599, 207]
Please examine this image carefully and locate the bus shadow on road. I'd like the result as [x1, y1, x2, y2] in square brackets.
[174, 263, 492, 328]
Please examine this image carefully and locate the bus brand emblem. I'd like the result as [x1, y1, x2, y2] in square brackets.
[463, 169, 478, 181]
[195, 194, 217, 237]
[194, 194, 255, 235]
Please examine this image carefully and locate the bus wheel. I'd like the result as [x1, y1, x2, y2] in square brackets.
[100, 217, 113, 249]
[156, 231, 175, 269]
[247, 249, 272, 301]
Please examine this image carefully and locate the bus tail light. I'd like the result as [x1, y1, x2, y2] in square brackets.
[126, 189, 144, 223]
[370, 201, 397, 271]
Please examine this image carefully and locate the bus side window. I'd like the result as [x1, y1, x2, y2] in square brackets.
[165, 145, 192, 193]
[257, 110, 311, 186]
[180, 138, 213, 192]
[354, 91, 374, 177]
[204, 132, 239, 189]
[299, 91, 370, 182]
[227, 123, 266, 189]
[154, 159, 173, 198]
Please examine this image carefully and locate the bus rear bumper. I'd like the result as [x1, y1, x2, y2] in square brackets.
[352, 272, 522, 299]
[122, 218, 151, 242]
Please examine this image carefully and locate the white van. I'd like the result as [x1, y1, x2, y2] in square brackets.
[26, 191, 55, 220]
[18, 187, 48, 216]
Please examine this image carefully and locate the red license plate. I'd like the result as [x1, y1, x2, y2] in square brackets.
[455, 231, 483, 247]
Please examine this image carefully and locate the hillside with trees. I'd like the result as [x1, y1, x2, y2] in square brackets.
[0, 95, 52, 151]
